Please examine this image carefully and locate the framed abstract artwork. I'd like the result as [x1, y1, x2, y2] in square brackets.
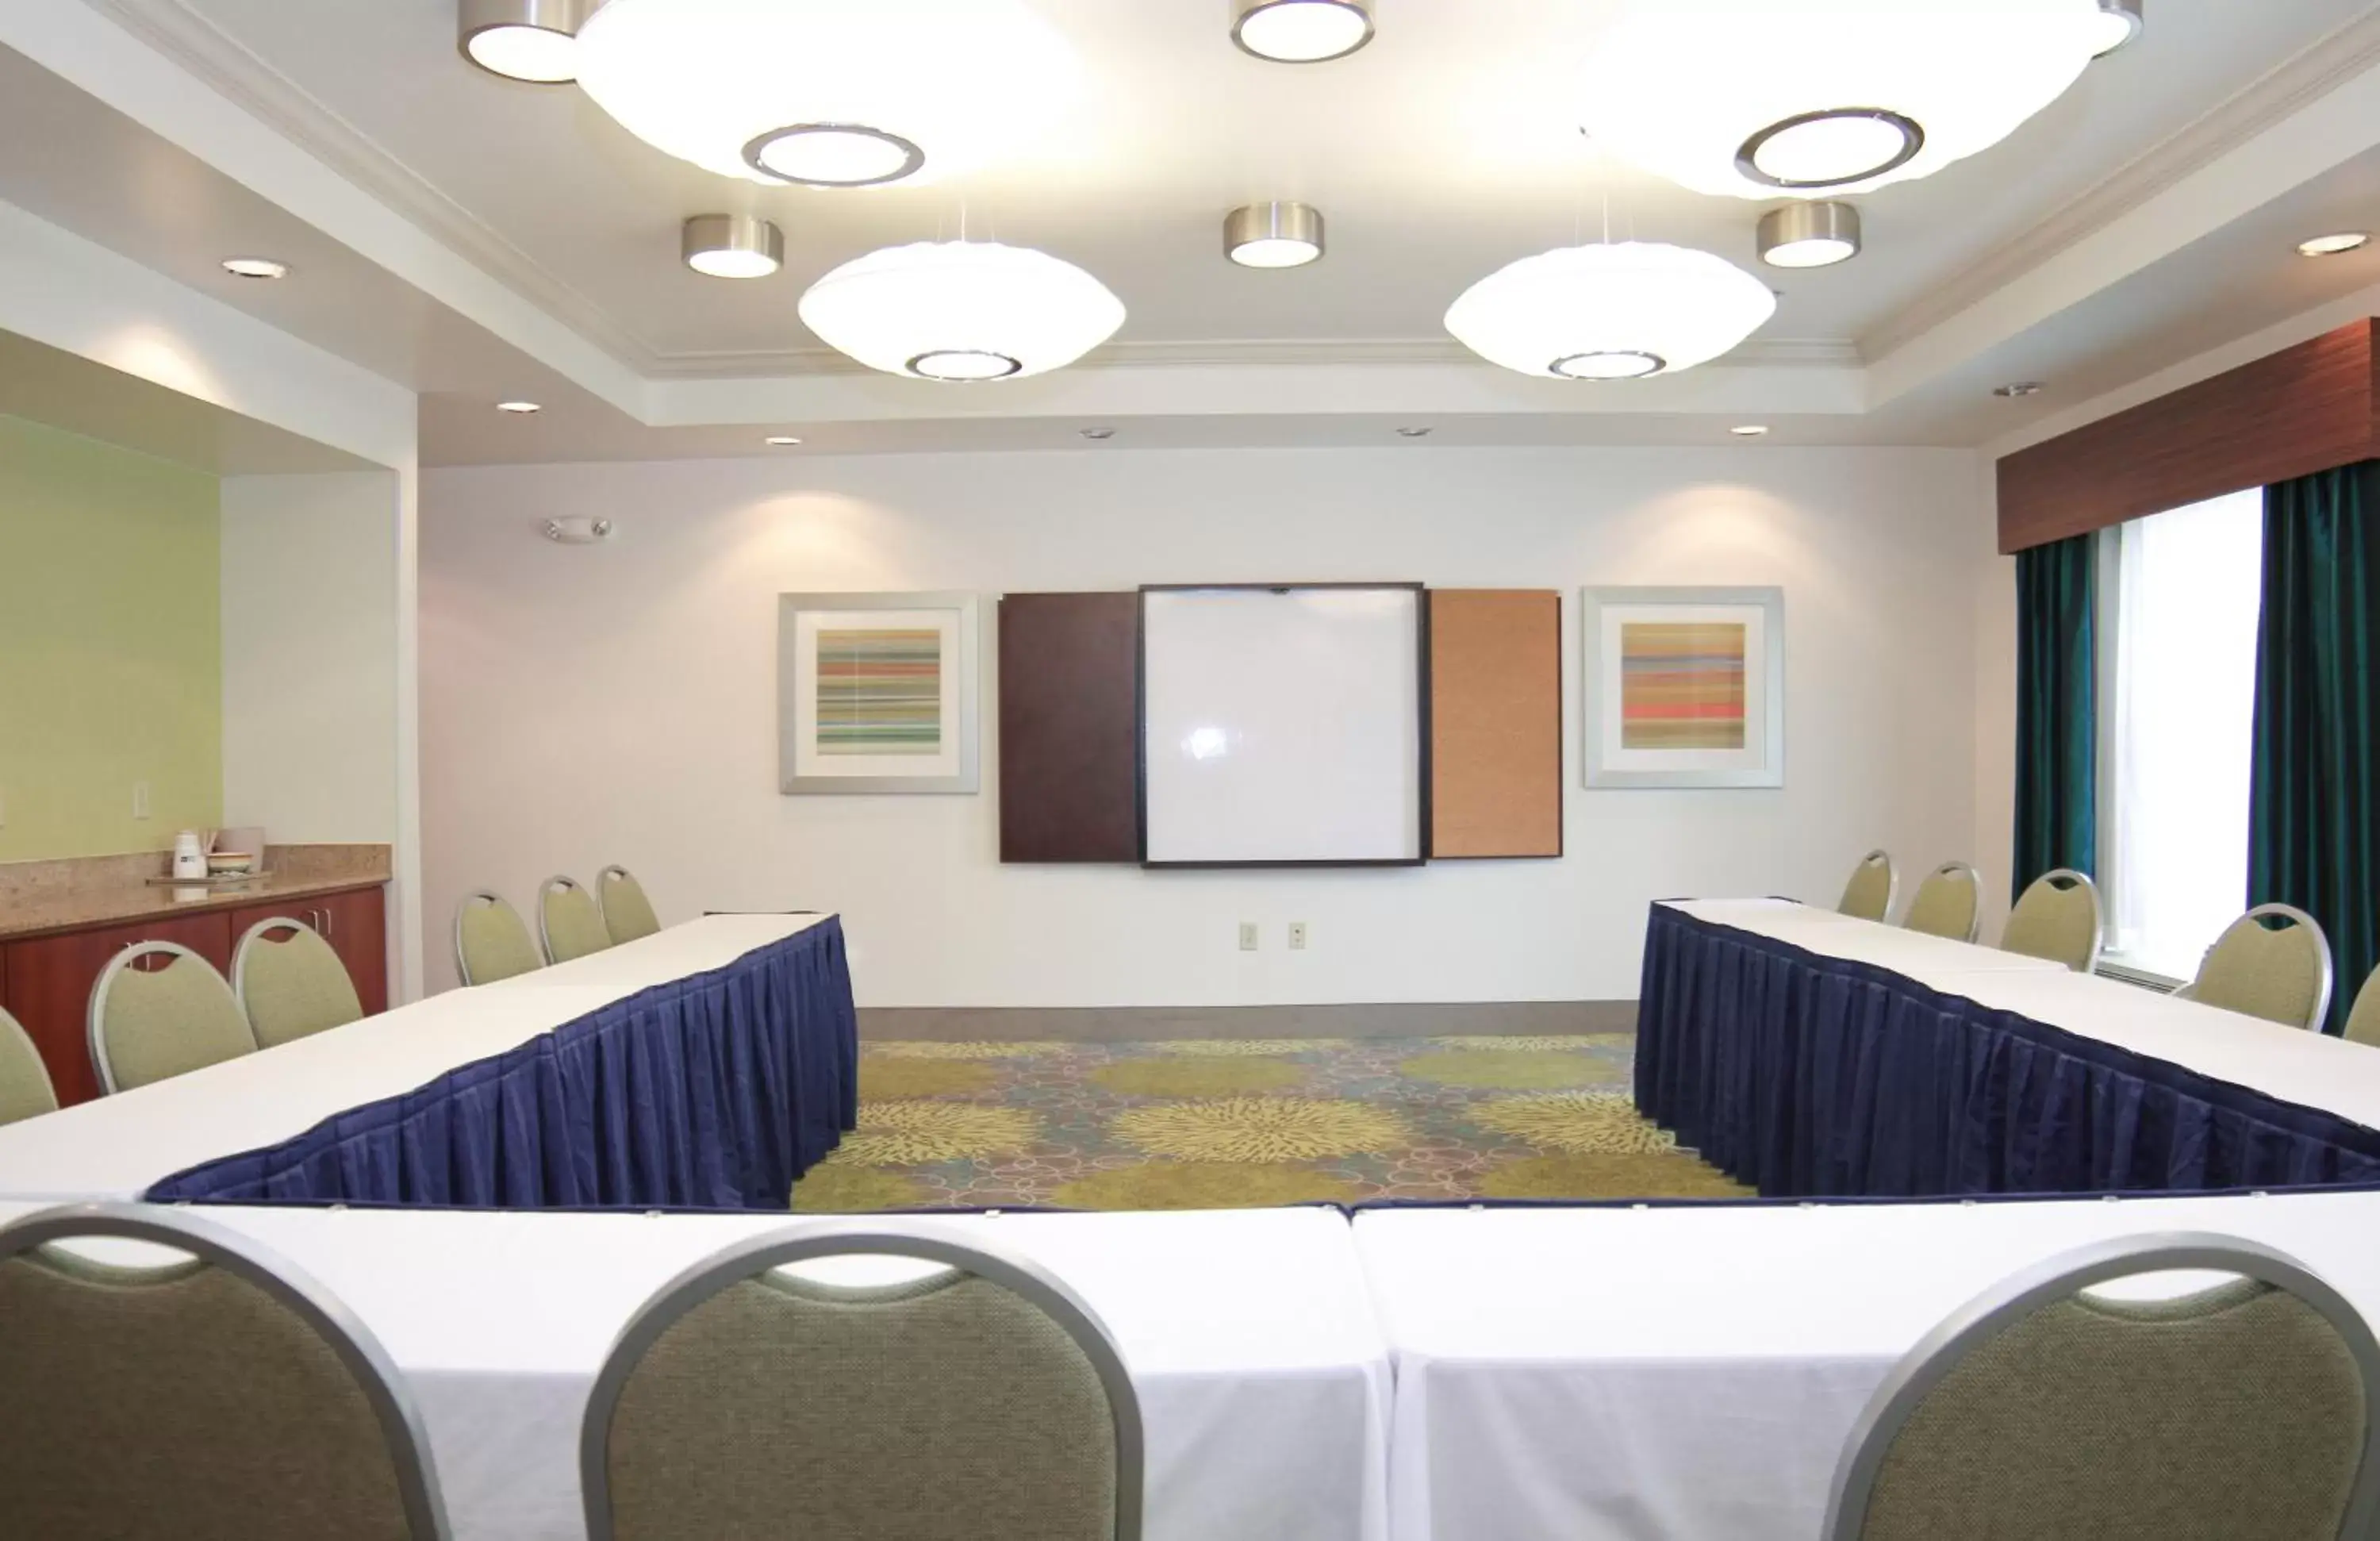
[778, 592, 981, 794]
[1580, 586, 1784, 789]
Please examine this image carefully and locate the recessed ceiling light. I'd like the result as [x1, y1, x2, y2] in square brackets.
[1395, 427, 1433, 439]
[496, 400, 543, 414]
[1225, 202, 1326, 269]
[2090, 0, 2144, 59]
[2298, 232, 2371, 258]
[1756, 202, 1861, 269]
[682, 213, 785, 279]
[764, 435, 804, 446]
[221, 257, 290, 280]
[1993, 382, 2044, 399]
[1731, 425, 1771, 436]
[1080, 427, 1116, 440]
[458, 0, 589, 84]
[1232, 0, 1374, 64]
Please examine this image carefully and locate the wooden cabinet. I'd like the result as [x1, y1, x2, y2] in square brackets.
[225, 886, 387, 1016]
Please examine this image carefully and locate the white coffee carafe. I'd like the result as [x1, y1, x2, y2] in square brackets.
[172, 829, 207, 880]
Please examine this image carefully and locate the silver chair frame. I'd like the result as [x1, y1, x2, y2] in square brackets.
[2178, 901, 2335, 1032]
[537, 873, 605, 966]
[597, 864, 653, 942]
[0, 1201, 451, 1539]
[1905, 860, 1984, 944]
[452, 890, 533, 987]
[86, 940, 251, 1097]
[1842, 850, 1898, 921]
[1824, 1232, 2380, 1540]
[2007, 867, 2104, 974]
[580, 1221, 1146, 1541]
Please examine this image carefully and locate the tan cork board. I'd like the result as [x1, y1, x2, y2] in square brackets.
[1430, 590, 1563, 859]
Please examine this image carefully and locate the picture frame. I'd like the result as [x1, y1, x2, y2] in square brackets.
[778, 592, 981, 795]
[1581, 586, 1784, 790]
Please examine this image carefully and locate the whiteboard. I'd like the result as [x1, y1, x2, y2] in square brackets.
[1142, 586, 1425, 865]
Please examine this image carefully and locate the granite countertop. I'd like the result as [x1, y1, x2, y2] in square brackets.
[0, 844, 392, 943]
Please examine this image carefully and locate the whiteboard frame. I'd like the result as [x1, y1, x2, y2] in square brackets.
[1137, 582, 1431, 869]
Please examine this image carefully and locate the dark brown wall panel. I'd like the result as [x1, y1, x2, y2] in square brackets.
[999, 593, 1142, 863]
[1997, 318, 2379, 554]
[1430, 590, 1563, 859]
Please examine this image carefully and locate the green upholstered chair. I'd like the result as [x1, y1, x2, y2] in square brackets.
[0, 1005, 57, 1127]
[233, 917, 366, 1049]
[582, 1226, 1144, 1541]
[539, 875, 613, 966]
[2000, 868, 2103, 974]
[1825, 1232, 2380, 1541]
[0, 1201, 449, 1539]
[2180, 904, 2332, 1033]
[1902, 862, 1983, 944]
[453, 891, 542, 986]
[1838, 851, 1897, 923]
[86, 942, 258, 1095]
[597, 865, 662, 946]
[2345, 970, 2380, 1049]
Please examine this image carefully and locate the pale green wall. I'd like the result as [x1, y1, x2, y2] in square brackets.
[0, 414, 221, 861]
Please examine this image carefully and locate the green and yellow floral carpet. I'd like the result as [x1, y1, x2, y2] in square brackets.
[790, 1035, 1754, 1212]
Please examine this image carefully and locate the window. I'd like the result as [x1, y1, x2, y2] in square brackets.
[2101, 489, 2265, 980]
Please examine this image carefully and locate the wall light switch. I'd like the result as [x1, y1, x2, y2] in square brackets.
[132, 781, 152, 820]
[1238, 922, 1260, 951]
[1288, 921, 1310, 951]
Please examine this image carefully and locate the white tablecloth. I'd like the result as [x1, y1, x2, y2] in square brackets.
[1356, 1193, 2380, 1541]
[1662, 898, 2069, 990]
[0, 915, 829, 1201]
[0, 1201, 1390, 1541]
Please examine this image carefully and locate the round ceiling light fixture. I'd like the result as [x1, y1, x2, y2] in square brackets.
[765, 435, 804, 446]
[2298, 232, 2372, 258]
[1994, 381, 2045, 398]
[220, 256, 290, 280]
[681, 214, 785, 279]
[458, 0, 592, 84]
[1757, 201, 1862, 268]
[496, 400, 544, 414]
[1731, 425, 1772, 437]
[1577, 0, 2112, 200]
[570, 0, 1080, 190]
[1445, 241, 1777, 382]
[1225, 202, 1326, 269]
[799, 240, 1126, 383]
[1232, 0, 1375, 64]
[2090, 0, 2145, 58]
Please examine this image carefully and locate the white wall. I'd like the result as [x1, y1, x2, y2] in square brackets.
[421, 447, 1995, 1005]
[221, 471, 400, 844]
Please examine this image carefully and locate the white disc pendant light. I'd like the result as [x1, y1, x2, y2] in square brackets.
[1444, 242, 1776, 381]
[573, 0, 1081, 189]
[799, 242, 1126, 382]
[1577, 0, 2111, 199]
[1232, 0, 1375, 64]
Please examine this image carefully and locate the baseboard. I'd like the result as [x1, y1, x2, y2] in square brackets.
[859, 1001, 1637, 1043]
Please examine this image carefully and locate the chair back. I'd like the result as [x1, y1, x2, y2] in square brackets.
[86, 943, 257, 1095]
[1825, 1232, 2380, 1541]
[598, 865, 662, 946]
[582, 1224, 1143, 1541]
[1838, 851, 1896, 923]
[0, 1201, 447, 1538]
[1902, 862, 1983, 943]
[2182, 903, 2333, 1032]
[539, 875, 613, 965]
[453, 892, 542, 986]
[233, 916, 365, 1048]
[0, 1005, 56, 1127]
[2346, 969, 2380, 1049]
[2000, 868, 2103, 973]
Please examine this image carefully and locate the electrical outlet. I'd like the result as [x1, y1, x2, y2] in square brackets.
[132, 781, 151, 820]
[1238, 921, 1260, 952]
[1288, 921, 1310, 951]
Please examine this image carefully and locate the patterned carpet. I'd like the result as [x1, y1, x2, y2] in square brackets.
[789, 1035, 1754, 1212]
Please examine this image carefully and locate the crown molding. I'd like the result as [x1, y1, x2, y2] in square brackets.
[1861, 8, 2380, 360]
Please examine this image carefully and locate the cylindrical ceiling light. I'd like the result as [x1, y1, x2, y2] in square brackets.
[1232, 0, 1375, 64]
[799, 241, 1126, 382]
[1225, 202, 1326, 269]
[681, 214, 784, 279]
[2091, 0, 2144, 57]
[572, 0, 1081, 189]
[458, 0, 593, 84]
[1444, 241, 1777, 381]
[1577, 0, 2111, 200]
[1757, 202, 1862, 268]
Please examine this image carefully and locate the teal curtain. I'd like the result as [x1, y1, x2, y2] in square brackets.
[2250, 462, 2380, 1036]
[2013, 532, 2098, 901]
